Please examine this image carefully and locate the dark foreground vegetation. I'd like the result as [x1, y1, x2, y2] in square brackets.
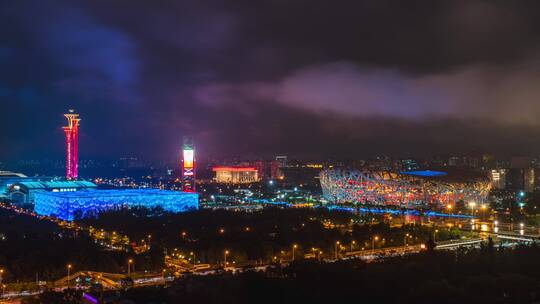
[26, 243, 540, 304]
[80, 207, 463, 264]
[1, 206, 461, 284]
[0, 208, 160, 283]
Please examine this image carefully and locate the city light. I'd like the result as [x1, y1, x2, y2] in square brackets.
[5, 5, 540, 303]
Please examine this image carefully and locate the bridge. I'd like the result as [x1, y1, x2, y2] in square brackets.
[54, 271, 126, 289]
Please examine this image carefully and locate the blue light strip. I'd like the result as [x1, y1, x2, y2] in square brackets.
[325, 204, 473, 218]
[400, 170, 448, 177]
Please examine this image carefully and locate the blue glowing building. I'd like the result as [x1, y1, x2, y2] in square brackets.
[34, 189, 199, 220]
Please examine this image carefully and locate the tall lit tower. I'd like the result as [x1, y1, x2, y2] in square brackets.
[63, 109, 80, 180]
[182, 136, 195, 192]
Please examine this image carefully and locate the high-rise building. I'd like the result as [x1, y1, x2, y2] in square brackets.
[448, 156, 459, 167]
[506, 168, 535, 192]
[490, 169, 507, 189]
[275, 155, 288, 167]
[270, 161, 284, 180]
[181, 136, 195, 192]
[253, 160, 265, 180]
[63, 110, 80, 180]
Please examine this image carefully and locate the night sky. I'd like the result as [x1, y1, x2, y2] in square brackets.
[3, 0, 540, 161]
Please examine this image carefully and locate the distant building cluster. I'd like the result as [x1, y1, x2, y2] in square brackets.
[489, 157, 539, 192]
[209, 156, 326, 187]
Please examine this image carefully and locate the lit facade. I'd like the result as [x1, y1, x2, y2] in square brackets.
[490, 169, 507, 189]
[8, 180, 97, 206]
[213, 166, 259, 184]
[320, 169, 490, 208]
[182, 136, 195, 192]
[34, 189, 199, 221]
[63, 110, 80, 180]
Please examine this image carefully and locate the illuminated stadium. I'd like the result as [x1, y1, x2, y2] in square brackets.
[320, 169, 490, 208]
[34, 189, 199, 221]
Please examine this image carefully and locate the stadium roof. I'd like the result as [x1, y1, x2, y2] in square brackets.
[14, 180, 97, 190]
[0, 171, 27, 178]
[400, 170, 448, 177]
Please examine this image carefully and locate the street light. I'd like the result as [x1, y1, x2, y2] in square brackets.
[224, 250, 229, 267]
[469, 202, 476, 216]
[335, 241, 340, 259]
[0, 268, 3, 292]
[404, 233, 410, 247]
[350, 240, 356, 252]
[128, 259, 133, 276]
[67, 264, 72, 288]
[433, 229, 439, 242]
[372, 236, 379, 251]
[292, 244, 298, 260]
[480, 204, 487, 218]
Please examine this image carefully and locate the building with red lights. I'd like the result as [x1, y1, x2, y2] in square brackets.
[213, 166, 259, 184]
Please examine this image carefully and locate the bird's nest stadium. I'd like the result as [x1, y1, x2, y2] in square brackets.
[319, 169, 491, 208]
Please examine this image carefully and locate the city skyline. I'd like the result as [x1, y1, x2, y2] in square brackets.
[4, 1, 540, 160]
[5, 2, 540, 303]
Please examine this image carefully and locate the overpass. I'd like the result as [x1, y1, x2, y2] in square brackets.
[54, 271, 126, 289]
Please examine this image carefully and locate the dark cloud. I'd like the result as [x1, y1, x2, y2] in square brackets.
[194, 59, 540, 124]
[2, 0, 540, 161]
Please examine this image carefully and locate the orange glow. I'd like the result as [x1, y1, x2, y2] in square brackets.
[183, 149, 194, 169]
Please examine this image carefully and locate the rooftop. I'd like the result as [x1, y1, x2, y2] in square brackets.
[400, 170, 448, 177]
[212, 166, 258, 172]
[14, 180, 97, 190]
[0, 171, 27, 178]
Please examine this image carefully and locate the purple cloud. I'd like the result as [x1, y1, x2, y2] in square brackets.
[193, 59, 540, 125]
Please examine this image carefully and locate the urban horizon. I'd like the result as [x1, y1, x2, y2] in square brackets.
[4, 1, 540, 303]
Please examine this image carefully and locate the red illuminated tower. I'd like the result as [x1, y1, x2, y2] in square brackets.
[181, 136, 195, 192]
[63, 110, 80, 180]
